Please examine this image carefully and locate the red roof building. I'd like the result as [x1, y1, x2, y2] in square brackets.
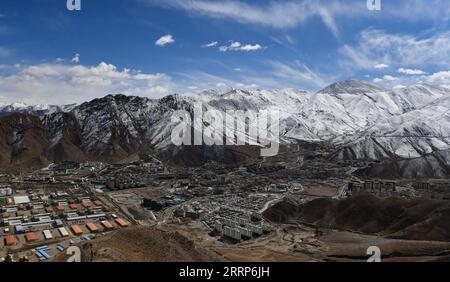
[71, 225, 83, 235]
[101, 220, 114, 230]
[5, 235, 15, 246]
[25, 232, 38, 242]
[86, 223, 99, 233]
[115, 218, 130, 227]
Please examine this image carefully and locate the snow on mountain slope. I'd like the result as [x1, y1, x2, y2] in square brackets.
[3, 79, 450, 165]
[336, 91, 450, 160]
[0, 102, 77, 117]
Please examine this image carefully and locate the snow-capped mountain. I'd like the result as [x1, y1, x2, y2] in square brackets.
[196, 80, 450, 161]
[1, 80, 450, 173]
[0, 102, 77, 117]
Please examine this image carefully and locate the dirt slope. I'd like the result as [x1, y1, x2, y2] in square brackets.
[66, 226, 222, 262]
[264, 194, 450, 242]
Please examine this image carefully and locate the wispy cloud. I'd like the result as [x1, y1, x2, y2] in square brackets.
[340, 29, 450, 70]
[374, 64, 389, 69]
[155, 34, 175, 46]
[146, 0, 450, 38]
[398, 68, 426, 75]
[175, 59, 329, 93]
[268, 60, 328, 89]
[201, 41, 218, 48]
[147, 0, 353, 37]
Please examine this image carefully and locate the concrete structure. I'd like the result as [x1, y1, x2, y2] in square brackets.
[43, 230, 53, 240]
[223, 226, 241, 241]
[0, 187, 12, 197]
[247, 223, 263, 235]
[214, 221, 223, 232]
[14, 225, 25, 234]
[239, 226, 253, 239]
[13, 196, 30, 205]
[348, 180, 396, 196]
[58, 227, 69, 237]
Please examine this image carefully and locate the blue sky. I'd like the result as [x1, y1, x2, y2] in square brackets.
[1, 0, 450, 104]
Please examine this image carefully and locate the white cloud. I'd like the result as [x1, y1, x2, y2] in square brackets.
[398, 68, 426, 75]
[383, 75, 398, 81]
[155, 34, 175, 46]
[239, 44, 263, 51]
[201, 41, 218, 48]
[71, 53, 80, 63]
[373, 75, 398, 83]
[373, 78, 383, 83]
[341, 30, 450, 70]
[374, 64, 389, 69]
[427, 70, 450, 83]
[0, 62, 173, 104]
[56, 58, 65, 63]
[219, 41, 263, 52]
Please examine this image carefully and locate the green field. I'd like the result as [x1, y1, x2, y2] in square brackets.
[0, 198, 4, 207]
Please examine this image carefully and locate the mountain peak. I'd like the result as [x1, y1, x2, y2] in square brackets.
[318, 80, 385, 95]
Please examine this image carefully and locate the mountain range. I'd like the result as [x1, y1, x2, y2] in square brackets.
[1, 80, 449, 177]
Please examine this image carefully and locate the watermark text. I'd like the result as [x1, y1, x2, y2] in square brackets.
[171, 103, 280, 157]
[67, 0, 81, 11]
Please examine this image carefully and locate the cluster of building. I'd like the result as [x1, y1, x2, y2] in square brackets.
[172, 193, 275, 243]
[94, 159, 169, 190]
[0, 183, 132, 260]
[412, 180, 450, 200]
[215, 214, 271, 242]
[142, 196, 185, 212]
[346, 180, 397, 197]
[0, 186, 12, 197]
[346, 179, 450, 200]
